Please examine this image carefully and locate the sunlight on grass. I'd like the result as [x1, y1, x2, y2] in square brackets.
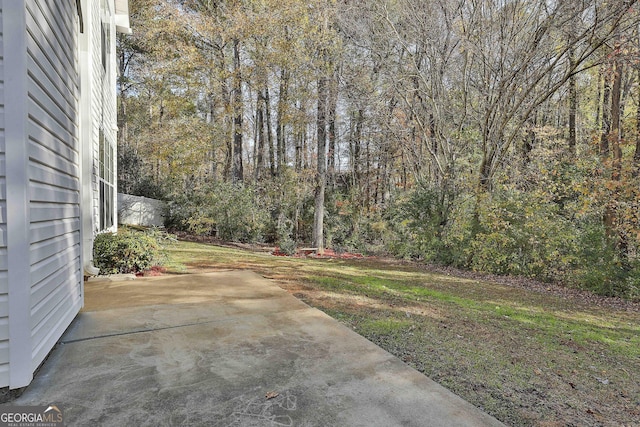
[162, 240, 640, 426]
[163, 240, 639, 365]
[165, 241, 637, 325]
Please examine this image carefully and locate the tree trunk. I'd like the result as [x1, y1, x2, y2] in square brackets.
[634, 66, 640, 176]
[522, 113, 537, 165]
[595, 67, 603, 131]
[117, 35, 130, 149]
[604, 57, 624, 246]
[327, 70, 338, 188]
[295, 132, 303, 172]
[477, 151, 492, 194]
[232, 39, 243, 184]
[610, 60, 623, 182]
[265, 87, 275, 177]
[276, 68, 289, 175]
[216, 48, 233, 182]
[568, 48, 577, 155]
[205, 91, 218, 181]
[365, 137, 371, 212]
[255, 91, 265, 182]
[313, 77, 328, 255]
[294, 100, 304, 172]
[600, 66, 612, 159]
[349, 109, 363, 189]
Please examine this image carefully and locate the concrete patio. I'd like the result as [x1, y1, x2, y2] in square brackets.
[9, 271, 504, 426]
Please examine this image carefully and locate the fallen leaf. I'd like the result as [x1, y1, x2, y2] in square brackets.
[265, 391, 279, 400]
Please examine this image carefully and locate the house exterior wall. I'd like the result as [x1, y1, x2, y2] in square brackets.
[78, 0, 119, 278]
[25, 0, 83, 372]
[2, 0, 83, 389]
[90, 0, 118, 236]
[0, 2, 8, 387]
[0, 0, 126, 390]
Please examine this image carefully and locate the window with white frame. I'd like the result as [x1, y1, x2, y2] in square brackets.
[99, 129, 114, 230]
[101, 0, 110, 73]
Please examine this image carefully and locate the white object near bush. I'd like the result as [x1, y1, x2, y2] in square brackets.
[118, 193, 167, 227]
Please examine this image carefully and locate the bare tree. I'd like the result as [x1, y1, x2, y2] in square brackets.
[314, 76, 328, 254]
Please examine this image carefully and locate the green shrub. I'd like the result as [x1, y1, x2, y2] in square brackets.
[165, 190, 205, 231]
[322, 190, 392, 255]
[385, 183, 581, 281]
[167, 182, 268, 242]
[274, 217, 297, 255]
[569, 221, 640, 300]
[468, 189, 579, 280]
[93, 229, 162, 274]
[384, 183, 461, 263]
[277, 237, 297, 255]
[623, 273, 640, 302]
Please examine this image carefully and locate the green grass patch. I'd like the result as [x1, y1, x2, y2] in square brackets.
[162, 240, 640, 427]
[357, 318, 413, 335]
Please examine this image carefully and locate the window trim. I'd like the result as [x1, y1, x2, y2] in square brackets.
[98, 128, 115, 230]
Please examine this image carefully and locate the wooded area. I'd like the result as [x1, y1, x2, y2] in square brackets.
[117, 0, 640, 299]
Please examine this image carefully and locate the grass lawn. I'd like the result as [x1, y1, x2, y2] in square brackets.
[163, 240, 639, 427]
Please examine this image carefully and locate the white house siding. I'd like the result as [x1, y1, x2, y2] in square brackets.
[89, 0, 117, 235]
[77, 0, 119, 280]
[101, 2, 118, 233]
[0, 0, 83, 389]
[25, 0, 82, 375]
[89, 0, 101, 232]
[0, 2, 8, 387]
[0, 0, 125, 390]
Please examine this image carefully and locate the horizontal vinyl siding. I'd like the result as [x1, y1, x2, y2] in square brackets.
[30, 217, 80, 244]
[29, 230, 80, 264]
[0, 1, 8, 386]
[103, 10, 117, 232]
[29, 103, 78, 166]
[25, 0, 81, 370]
[90, 0, 101, 231]
[88, 0, 117, 234]
[0, 309, 6, 341]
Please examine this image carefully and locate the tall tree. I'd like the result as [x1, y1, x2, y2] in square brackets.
[232, 38, 244, 183]
[635, 64, 640, 174]
[314, 75, 328, 254]
[460, 0, 637, 192]
[568, 44, 578, 154]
